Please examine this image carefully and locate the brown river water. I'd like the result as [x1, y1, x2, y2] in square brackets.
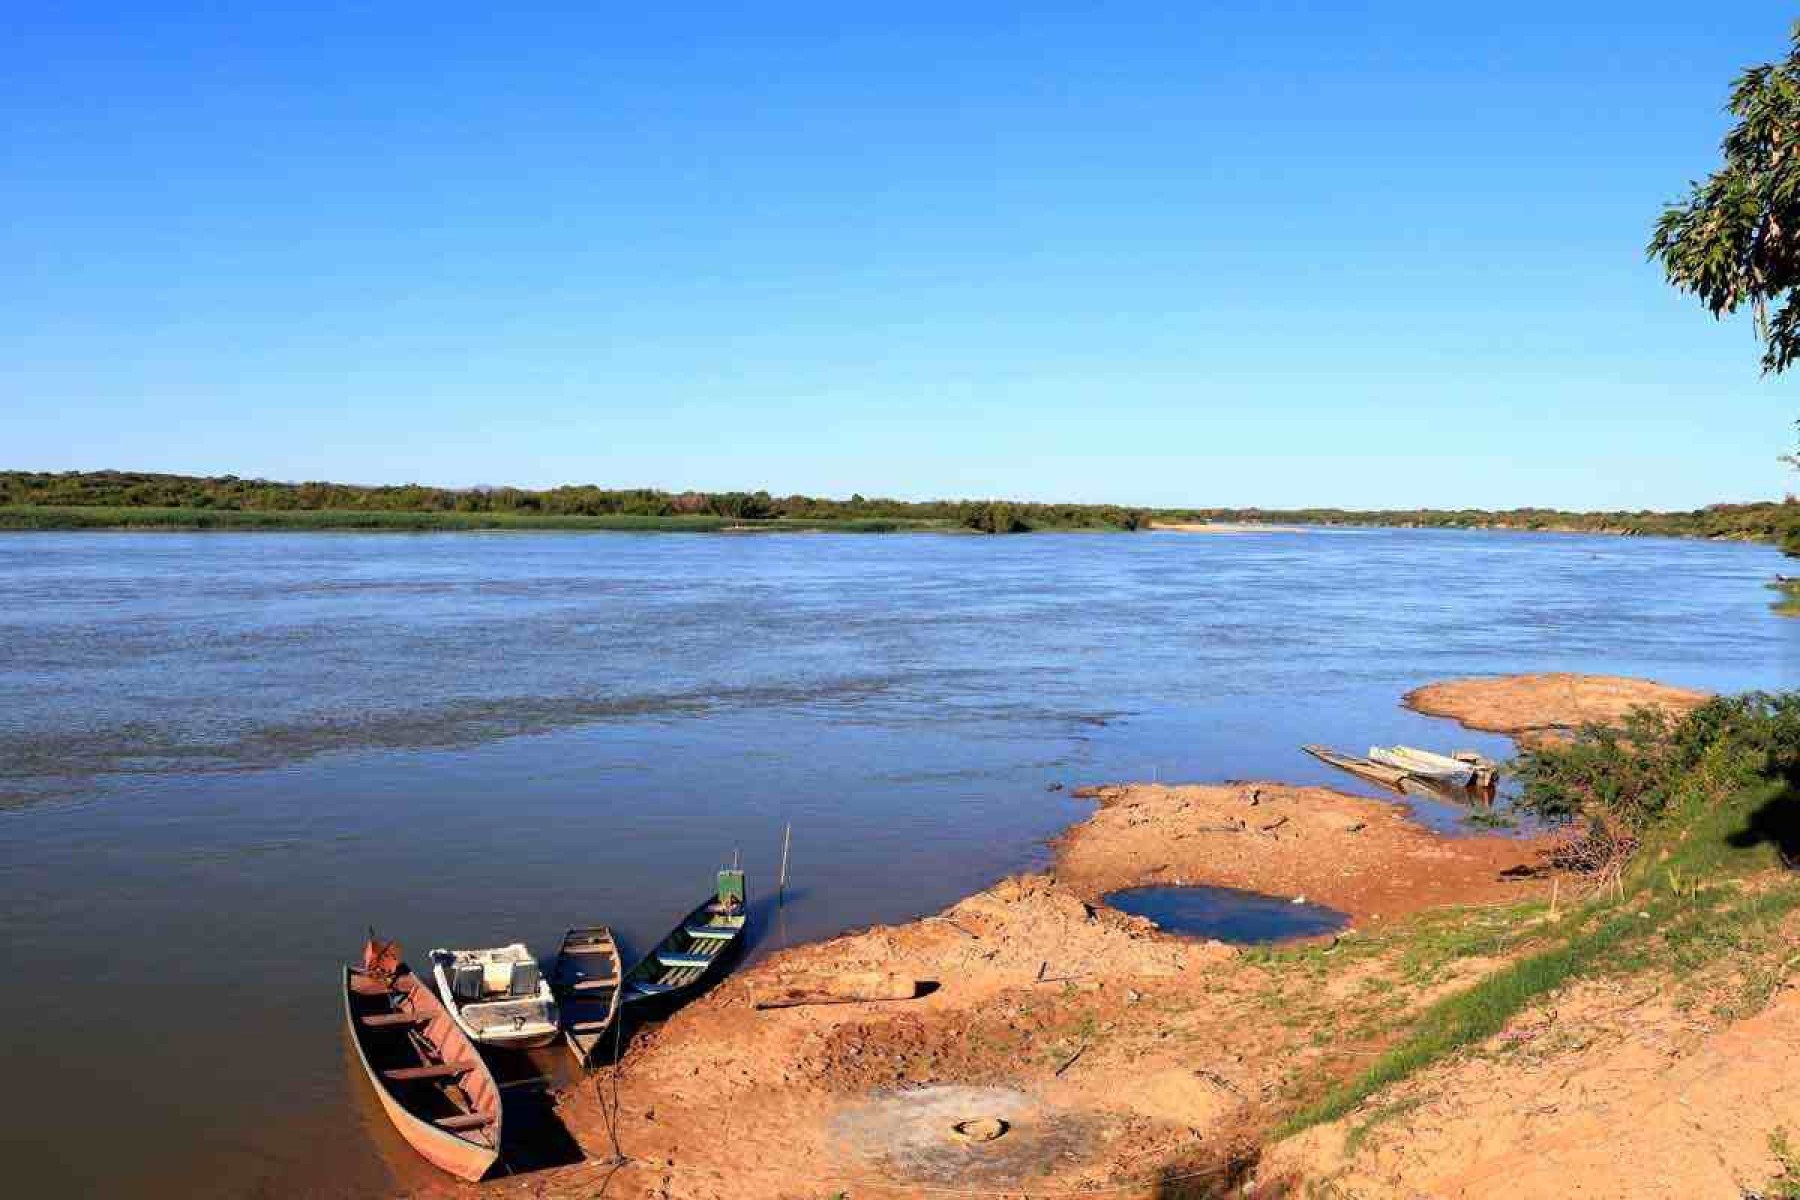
[0, 528, 1793, 1196]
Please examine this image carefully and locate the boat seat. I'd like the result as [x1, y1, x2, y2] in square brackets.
[361, 1011, 430, 1027]
[450, 962, 485, 1002]
[383, 1063, 471, 1081]
[508, 960, 542, 998]
[570, 978, 616, 991]
[434, 1113, 494, 1131]
[658, 953, 712, 969]
[569, 1019, 614, 1033]
[684, 925, 736, 940]
[628, 982, 676, 997]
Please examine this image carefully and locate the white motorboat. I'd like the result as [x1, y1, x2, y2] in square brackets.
[429, 943, 559, 1050]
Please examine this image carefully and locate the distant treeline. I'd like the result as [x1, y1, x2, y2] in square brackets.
[2, 471, 1797, 548]
[0, 471, 1148, 533]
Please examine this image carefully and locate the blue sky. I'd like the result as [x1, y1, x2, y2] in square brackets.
[4, 3, 1797, 509]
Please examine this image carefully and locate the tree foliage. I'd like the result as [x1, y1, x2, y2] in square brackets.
[0, 471, 1152, 534]
[7, 471, 1800, 544]
[1514, 693, 1800, 864]
[1650, 22, 1800, 373]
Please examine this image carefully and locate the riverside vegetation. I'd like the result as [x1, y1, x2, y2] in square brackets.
[1257, 690, 1800, 1194]
[5, 470, 1800, 547]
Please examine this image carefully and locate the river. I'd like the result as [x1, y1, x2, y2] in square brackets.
[0, 528, 1792, 1196]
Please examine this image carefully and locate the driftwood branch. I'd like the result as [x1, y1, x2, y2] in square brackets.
[749, 972, 923, 1010]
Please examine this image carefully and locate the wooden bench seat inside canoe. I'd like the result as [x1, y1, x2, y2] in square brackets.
[628, 981, 676, 997]
[382, 1063, 471, 1081]
[433, 1113, 495, 1131]
[658, 953, 713, 969]
[361, 1011, 430, 1027]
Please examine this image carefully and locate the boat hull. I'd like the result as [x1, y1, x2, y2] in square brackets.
[1368, 746, 1474, 787]
[1302, 744, 1412, 790]
[343, 965, 502, 1183]
[426, 949, 554, 1050]
[621, 872, 749, 1009]
[431, 955, 560, 1051]
[552, 925, 623, 1066]
[470, 1026, 558, 1050]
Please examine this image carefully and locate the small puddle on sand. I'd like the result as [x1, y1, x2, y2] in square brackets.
[1104, 884, 1347, 942]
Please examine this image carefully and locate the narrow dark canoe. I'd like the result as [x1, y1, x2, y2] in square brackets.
[621, 869, 748, 1005]
[550, 925, 622, 1066]
[1301, 743, 1412, 791]
[342, 959, 503, 1182]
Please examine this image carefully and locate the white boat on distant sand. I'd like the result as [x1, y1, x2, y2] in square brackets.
[430, 943, 560, 1050]
[1368, 745, 1476, 787]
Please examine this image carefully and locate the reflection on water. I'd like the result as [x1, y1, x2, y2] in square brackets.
[0, 528, 1793, 1196]
[1104, 885, 1348, 942]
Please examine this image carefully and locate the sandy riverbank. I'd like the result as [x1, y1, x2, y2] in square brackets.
[466, 672, 1732, 1199]
[1405, 672, 1712, 746]
[1149, 521, 1312, 534]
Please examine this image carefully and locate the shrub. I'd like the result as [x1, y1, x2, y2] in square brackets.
[1514, 694, 1800, 868]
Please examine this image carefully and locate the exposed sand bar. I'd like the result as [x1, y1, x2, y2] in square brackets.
[1149, 521, 1312, 534]
[1404, 672, 1711, 746]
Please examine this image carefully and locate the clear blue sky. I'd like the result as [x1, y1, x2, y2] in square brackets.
[4, 3, 1796, 509]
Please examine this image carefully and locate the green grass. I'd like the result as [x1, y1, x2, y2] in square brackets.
[0, 504, 960, 534]
[1243, 900, 1545, 989]
[1279, 779, 1800, 1136]
[1767, 1129, 1800, 1199]
[1341, 1095, 1431, 1157]
[1281, 905, 1654, 1132]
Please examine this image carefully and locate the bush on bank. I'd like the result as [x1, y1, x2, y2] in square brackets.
[1515, 693, 1800, 861]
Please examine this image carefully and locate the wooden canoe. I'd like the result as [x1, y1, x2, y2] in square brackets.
[343, 940, 502, 1183]
[1368, 745, 1476, 786]
[622, 869, 748, 1005]
[551, 925, 622, 1066]
[1301, 744, 1411, 791]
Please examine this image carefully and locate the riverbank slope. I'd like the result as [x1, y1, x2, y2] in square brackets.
[447, 671, 1779, 1200]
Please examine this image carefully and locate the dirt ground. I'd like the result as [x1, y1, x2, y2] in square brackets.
[1404, 673, 1711, 746]
[1261, 965, 1800, 1199]
[437, 673, 1785, 1199]
[1054, 781, 1551, 929]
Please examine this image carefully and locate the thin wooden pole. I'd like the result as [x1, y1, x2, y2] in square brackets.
[777, 821, 793, 908]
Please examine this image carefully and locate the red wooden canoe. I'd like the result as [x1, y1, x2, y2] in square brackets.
[342, 938, 502, 1182]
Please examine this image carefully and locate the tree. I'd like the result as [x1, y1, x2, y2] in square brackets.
[1650, 22, 1800, 374]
